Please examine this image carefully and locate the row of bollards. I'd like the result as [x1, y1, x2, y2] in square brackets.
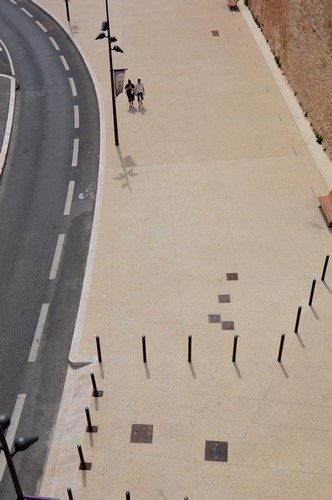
[68, 488, 188, 499]
[140, 334, 240, 364]
[68, 256, 330, 493]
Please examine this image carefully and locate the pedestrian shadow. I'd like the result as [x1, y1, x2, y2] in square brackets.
[128, 104, 147, 114]
[113, 147, 138, 192]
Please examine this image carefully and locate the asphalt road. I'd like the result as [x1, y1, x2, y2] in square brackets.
[0, 0, 100, 497]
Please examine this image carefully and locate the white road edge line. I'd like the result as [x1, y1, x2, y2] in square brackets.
[74, 105, 79, 129]
[0, 39, 15, 76]
[21, 7, 33, 17]
[64, 181, 75, 215]
[28, 303, 50, 362]
[71, 138, 79, 167]
[0, 394, 26, 480]
[10, 0, 18, 4]
[69, 77, 77, 97]
[49, 234, 65, 280]
[35, 20, 48, 33]
[49, 36, 60, 51]
[60, 55, 70, 71]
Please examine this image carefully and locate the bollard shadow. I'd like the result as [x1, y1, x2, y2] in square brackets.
[189, 362, 196, 379]
[295, 332, 305, 348]
[93, 396, 100, 411]
[322, 281, 332, 294]
[144, 363, 150, 379]
[232, 362, 242, 379]
[278, 362, 289, 378]
[113, 147, 138, 192]
[309, 305, 319, 320]
[98, 363, 105, 379]
[80, 469, 88, 487]
[88, 432, 95, 448]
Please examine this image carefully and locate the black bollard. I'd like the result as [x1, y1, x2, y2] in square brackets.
[67, 487, 74, 500]
[77, 445, 87, 470]
[85, 407, 98, 433]
[85, 407, 93, 432]
[321, 255, 330, 282]
[188, 336, 192, 363]
[90, 371, 103, 397]
[95, 335, 102, 363]
[77, 444, 91, 470]
[232, 335, 239, 363]
[142, 336, 147, 363]
[277, 334, 285, 362]
[294, 306, 302, 333]
[126, 492, 131, 500]
[308, 279, 316, 306]
[64, 0, 70, 22]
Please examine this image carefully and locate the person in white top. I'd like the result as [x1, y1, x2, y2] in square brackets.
[135, 78, 145, 108]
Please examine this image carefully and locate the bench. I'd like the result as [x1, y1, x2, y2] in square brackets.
[318, 191, 332, 226]
[228, 0, 239, 9]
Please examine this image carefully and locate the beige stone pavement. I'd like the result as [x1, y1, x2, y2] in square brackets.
[35, 0, 332, 499]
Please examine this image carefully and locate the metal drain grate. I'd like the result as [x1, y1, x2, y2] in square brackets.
[209, 314, 221, 323]
[226, 273, 238, 281]
[222, 321, 234, 330]
[211, 30, 220, 37]
[205, 441, 228, 462]
[130, 424, 153, 444]
[218, 294, 231, 303]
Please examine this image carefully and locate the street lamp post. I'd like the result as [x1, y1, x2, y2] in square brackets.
[96, 0, 124, 146]
[0, 414, 58, 500]
[0, 415, 24, 499]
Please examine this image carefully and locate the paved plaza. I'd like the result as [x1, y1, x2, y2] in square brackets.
[31, 0, 332, 498]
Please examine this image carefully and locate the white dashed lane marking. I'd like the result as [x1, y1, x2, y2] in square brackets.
[35, 20, 47, 32]
[28, 303, 50, 362]
[64, 181, 75, 215]
[21, 7, 33, 17]
[72, 138, 79, 167]
[74, 105, 79, 129]
[69, 77, 77, 97]
[60, 55, 70, 71]
[49, 234, 65, 280]
[49, 37, 60, 51]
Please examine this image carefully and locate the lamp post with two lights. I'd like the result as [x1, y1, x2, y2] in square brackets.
[0, 414, 59, 500]
[95, 0, 124, 146]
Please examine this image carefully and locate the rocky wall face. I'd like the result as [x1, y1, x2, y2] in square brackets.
[247, 0, 332, 160]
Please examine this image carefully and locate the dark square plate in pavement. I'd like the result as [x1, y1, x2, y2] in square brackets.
[130, 424, 153, 443]
[205, 440, 228, 462]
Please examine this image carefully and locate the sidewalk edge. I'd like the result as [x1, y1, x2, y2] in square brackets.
[0, 74, 16, 178]
[240, 0, 332, 191]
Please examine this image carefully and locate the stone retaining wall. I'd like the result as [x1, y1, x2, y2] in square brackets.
[247, 0, 332, 160]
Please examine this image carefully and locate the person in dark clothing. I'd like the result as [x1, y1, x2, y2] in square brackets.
[125, 79, 135, 108]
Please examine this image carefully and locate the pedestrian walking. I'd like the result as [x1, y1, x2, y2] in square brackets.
[135, 78, 145, 108]
[125, 79, 135, 108]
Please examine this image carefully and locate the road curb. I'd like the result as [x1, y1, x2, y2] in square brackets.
[0, 74, 16, 179]
[31, 0, 106, 367]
